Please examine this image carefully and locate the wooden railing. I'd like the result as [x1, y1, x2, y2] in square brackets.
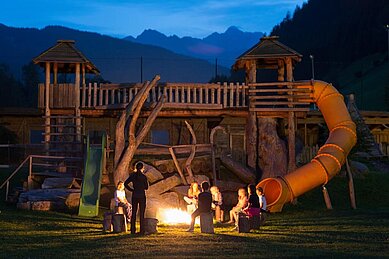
[38, 81, 314, 111]
[0, 155, 82, 201]
[248, 82, 314, 112]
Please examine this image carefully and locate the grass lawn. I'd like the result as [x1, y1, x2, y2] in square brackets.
[1, 172, 389, 258]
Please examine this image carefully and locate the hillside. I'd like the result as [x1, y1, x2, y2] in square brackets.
[331, 53, 389, 111]
[0, 24, 229, 83]
[270, 0, 389, 110]
[124, 26, 263, 67]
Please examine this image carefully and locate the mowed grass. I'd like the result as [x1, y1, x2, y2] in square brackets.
[1, 172, 389, 258]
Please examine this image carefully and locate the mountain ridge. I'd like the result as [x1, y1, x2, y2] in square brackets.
[0, 24, 230, 83]
[124, 26, 263, 67]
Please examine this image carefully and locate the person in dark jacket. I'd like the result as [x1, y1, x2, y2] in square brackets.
[124, 162, 149, 234]
[187, 181, 212, 232]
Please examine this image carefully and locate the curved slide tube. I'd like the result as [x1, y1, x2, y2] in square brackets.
[257, 80, 357, 212]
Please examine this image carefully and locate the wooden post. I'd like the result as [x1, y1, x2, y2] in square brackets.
[44, 62, 51, 152]
[75, 63, 81, 142]
[169, 147, 188, 185]
[53, 62, 58, 85]
[322, 185, 333, 209]
[246, 60, 257, 171]
[286, 58, 296, 172]
[246, 112, 257, 171]
[345, 159, 357, 209]
[277, 59, 285, 82]
[81, 64, 86, 107]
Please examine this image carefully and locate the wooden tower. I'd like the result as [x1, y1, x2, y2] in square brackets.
[33, 40, 99, 175]
[233, 36, 306, 179]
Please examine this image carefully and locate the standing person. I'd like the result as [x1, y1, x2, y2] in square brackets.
[187, 181, 212, 232]
[114, 181, 132, 223]
[227, 187, 248, 224]
[124, 162, 149, 235]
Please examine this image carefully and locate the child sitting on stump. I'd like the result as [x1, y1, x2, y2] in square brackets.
[210, 186, 224, 223]
[187, 181, 212, 232]
[114, 181, 132, 223]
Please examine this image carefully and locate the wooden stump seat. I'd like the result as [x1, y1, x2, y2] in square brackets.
[112, 214, 127, 233]
[200, 212, 214, 234]
[238, 212, 262, 233]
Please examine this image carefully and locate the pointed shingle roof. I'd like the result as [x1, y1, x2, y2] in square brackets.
[33, 40, 99, 74]
[233, 36, 302, 70]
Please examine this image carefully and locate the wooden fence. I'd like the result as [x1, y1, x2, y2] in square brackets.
[38, 81, 315, 111]
[39, 82, 250, 109]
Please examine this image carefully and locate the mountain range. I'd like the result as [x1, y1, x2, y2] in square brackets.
[0, 24, 234, 83]
[124, 26, 263, 68]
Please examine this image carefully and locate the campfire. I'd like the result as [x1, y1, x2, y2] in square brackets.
[158, 208, 192, 224]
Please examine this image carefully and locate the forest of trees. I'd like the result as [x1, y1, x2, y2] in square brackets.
[271, 0, 389, 81]
[0, 62, 39, 107]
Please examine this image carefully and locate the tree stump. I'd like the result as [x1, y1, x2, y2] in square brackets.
[112, 214, 127, 233]
[200, 212, 214, 234]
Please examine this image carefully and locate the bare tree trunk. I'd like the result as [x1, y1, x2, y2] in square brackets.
[257, 117, 287, 179]
[114, 75, 163, 185]
[114, 81, 148, 168]
[210, 126, 227, 182]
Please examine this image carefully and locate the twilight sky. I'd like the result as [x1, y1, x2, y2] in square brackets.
[1, 0, 306, 38]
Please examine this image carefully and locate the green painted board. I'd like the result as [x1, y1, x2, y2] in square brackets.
[78, 135, 105, 217]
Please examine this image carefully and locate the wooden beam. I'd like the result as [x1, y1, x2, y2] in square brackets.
[277, 59, 285, 82]
[44, 62, 51, 151]
[75, 63, 81, 142]
[246, 112, 257, 170]
[288, 111, 296, 172]
[322, 186, 333, 210]
[346, 159, 357, 209]
[168, 147, 188, 185]
[53, 62, 58, 85]
[249, 88, 312, 93]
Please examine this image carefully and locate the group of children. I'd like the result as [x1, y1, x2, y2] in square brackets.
[184, 181, 267, 230]
[114, 162, 267, 233]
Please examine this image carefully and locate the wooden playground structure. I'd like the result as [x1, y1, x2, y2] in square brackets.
[0, 37, 388, 215]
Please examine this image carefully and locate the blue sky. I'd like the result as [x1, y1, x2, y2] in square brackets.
[1, 0, 306, 38]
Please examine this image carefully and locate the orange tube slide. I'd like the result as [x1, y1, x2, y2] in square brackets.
[257, 80, 357, 212]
